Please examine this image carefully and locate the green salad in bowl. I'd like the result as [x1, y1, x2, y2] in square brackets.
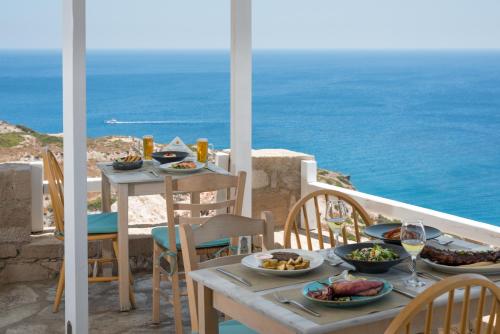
[348, 244, 399, 262]
[334, 242, 409, 273]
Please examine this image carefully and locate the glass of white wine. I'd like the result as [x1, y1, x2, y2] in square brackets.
[401, 220, 426, 288]
[325, 200, 348, 259]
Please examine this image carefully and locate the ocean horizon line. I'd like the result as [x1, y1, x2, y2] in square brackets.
[2, 48, 500, 53]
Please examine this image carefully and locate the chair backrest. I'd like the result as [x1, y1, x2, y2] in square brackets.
[42, 148, 65, 234]
[164, 171, 246, 250]
[385, 273, 500, 334]
[283, 189, 373, 250]
[179, 212, 274, 332]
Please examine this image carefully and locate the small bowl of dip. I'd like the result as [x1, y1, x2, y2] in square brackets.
[254, 253, 273, 265]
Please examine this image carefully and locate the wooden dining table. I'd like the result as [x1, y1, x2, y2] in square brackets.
[189, 240, 500, 334]
[97, 160, 229, 311]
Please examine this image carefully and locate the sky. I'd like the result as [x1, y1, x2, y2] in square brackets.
[0, 0, 499, 49]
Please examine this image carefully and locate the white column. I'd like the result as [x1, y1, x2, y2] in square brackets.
[63, 0, 88, 333]
[230, 0, 253, 217]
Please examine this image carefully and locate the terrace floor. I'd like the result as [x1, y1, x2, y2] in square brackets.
[0, 274, 190, 334]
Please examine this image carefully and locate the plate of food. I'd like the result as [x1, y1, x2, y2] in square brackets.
[158, 160, 204, 174]
[241, 249, 324, 277]
[421, 245, 500, 274]
[334, 243, 410, 273]
[151, 151, 189, 164]
[112, 155, 143, 170]
[364, 223, 442, 245]
[303, 275, 393, 308]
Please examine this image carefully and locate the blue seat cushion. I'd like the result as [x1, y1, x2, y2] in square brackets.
[87, 212, 118, 234]
[219, 320, 258, 334]
[192, 320, 258, 334]
[151, 225, 229, 250]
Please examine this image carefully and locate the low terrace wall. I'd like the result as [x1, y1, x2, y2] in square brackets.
[0, 149, 312, 284]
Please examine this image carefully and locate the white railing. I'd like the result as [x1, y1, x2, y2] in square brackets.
[301, 160, 500, 247]
[30, 152, 231, 233]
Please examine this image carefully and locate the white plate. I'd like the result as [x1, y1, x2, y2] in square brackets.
[158, 160, 205, 174]
[422, 258, 500, 275]
[241, 249, 324, 277]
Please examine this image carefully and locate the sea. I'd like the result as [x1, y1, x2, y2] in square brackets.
[0, 50, 499, 226]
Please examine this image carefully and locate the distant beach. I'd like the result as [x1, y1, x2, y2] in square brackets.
[1, 49, 499, 225]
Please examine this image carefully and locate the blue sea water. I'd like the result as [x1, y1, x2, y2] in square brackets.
[1, 50, 499, 226]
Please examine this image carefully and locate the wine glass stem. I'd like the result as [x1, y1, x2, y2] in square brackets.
[411, 256, 418, 281]
[334, 231, 340, 249]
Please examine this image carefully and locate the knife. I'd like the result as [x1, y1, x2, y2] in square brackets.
[216, 268, 252, 287]
[392, 287, 416, 299]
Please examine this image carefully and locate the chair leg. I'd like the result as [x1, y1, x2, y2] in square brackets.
[112, 240, 136, 309]
[53, 259, 65, 313]
[152, 242, 161, 324]
[170, 256, 184, 334]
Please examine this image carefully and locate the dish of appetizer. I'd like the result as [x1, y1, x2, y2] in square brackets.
[112, 155, 143, 170]
[158, 160, 204, 174]
[241, 249, 324, 277]
[363, 223, 441, 245]
[151, 150, 189, 164]
[421, 245, 500, 274]
[347, 244, 399, 262]
[334, 242, 409, 273]
[260, 252, 310, 271]
[303, 276, 393, 307]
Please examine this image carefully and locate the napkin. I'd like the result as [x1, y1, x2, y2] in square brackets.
[165, 137, 195, 157]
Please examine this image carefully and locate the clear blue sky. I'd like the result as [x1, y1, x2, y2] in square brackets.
[1, 0, 499, 49]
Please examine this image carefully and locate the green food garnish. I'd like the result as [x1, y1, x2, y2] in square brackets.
[347, 244, 399, 262]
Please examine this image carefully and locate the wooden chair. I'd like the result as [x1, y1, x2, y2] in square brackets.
[385, 273, 500, 334]
[151, 172, 246, 333]
[42, 148, 135, 312]
[179, 212, 274, 334]
[283, 189, 373, 250]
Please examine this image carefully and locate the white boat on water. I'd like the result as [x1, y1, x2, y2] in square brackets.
[105, 118, 118, 124]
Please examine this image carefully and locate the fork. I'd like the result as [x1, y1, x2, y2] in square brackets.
[273, 293, 320, 317]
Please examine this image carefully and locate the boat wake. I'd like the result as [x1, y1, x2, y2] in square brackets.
[105, 118, 227, 125]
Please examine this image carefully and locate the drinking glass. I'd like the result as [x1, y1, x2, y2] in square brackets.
[325, 200, 348, 259]
[196, 138, 214, 165]
[401, 220, 426, 288]
[142, 135, 154, 160]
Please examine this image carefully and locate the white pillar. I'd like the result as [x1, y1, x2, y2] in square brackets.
[230, 0, 252, 217]
[63, 0, 88, 332]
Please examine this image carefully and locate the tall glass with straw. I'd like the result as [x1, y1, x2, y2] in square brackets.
[325, 200, 348, 260]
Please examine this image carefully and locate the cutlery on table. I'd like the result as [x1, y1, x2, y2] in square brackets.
[326, 258, 344, 267]
[273, 293, 321, 317]
[392, 287, 416, 299]
[215, 268, 252, 287]
[437, 239, 454, 246]
[403, 263, 442, 281]
[149, 170, 159, 177]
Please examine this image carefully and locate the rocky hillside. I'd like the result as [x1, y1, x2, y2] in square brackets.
[1, 120, 356, 227]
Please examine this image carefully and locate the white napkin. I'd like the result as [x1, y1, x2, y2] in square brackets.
[165, 137, 195, 157]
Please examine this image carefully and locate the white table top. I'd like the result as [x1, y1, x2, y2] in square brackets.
[189, 240, 498, 334]
[97, 161, 229, 185]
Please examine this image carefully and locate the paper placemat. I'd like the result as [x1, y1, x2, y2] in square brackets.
[211, 263, 344, 292]
[263, 288, 411, 325]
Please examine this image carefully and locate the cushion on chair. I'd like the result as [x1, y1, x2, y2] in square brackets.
[219, 320, 258, 334]
[151, 225, 229, 250]
[87, 212, 118, 234]
[191, 320, 258, 334]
